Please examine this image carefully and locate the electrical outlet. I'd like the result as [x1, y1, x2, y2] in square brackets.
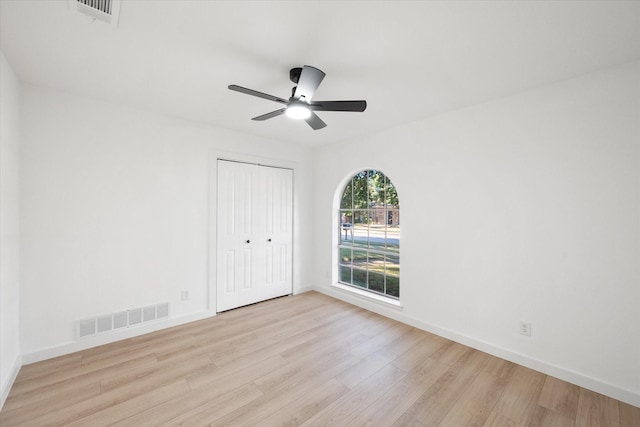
[519, 321, 532, 337]
[181, 290, 189, 301]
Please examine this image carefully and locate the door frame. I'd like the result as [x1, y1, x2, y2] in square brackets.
[207, 150, 297, 313]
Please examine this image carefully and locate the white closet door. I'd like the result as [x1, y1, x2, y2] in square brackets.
[216, 160, 293, 312]
[259, 165, 293, 299]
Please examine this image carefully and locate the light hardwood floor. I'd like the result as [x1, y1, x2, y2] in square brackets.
[1, 291, 638, 426]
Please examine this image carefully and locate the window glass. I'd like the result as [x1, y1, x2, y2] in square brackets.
[337, 170, 400, 299]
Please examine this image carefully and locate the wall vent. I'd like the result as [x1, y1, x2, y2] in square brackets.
[143, 306, 156, 322]
[157, 303, 169, 319]
[68, 0, 122, 26]
[78, 319, 96, 338]
[76, 302, 170, 340]
[128, 308, 142, 326]
[113, 311, 128, 329]
[96, 315, 112, 334]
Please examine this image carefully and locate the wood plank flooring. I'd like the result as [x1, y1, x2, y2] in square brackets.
[1, 291, 638, 426]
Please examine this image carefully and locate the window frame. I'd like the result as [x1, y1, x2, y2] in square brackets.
[336, 170, 400, 302]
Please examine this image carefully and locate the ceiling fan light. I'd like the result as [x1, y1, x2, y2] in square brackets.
[286, 104, 311, 120]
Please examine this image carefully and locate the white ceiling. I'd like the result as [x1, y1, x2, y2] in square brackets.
[1, 1, 639, 146]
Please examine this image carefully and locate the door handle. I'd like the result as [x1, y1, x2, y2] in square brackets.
[246, 239, 250, 244]
[267, 238, 272, 242]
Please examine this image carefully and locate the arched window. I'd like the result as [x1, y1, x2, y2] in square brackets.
[338, 170, 400, 299]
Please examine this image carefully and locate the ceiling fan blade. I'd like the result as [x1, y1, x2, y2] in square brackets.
[293, 66, 325, 101]
[252, 108, 286, 121]
[309, 100, 367, 112]
[228, 85, 288, 104]
[304, 112, 327, 130]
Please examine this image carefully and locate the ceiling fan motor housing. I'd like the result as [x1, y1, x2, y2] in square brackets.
[289, 67, 302, 83]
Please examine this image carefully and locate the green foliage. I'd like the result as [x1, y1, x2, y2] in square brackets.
[340, 181, 352, 209]
[340, 248, 352, 263]
[340, 170, 399, 210]
[340, 265, 400, 298]
[352, 268, 367, 288]
[339, 266, 351, 283]
[368, 272, 385, 293]
[385, 179, 399, 208]
[352, 171, 369, 209]
[386, 276, 400, 297]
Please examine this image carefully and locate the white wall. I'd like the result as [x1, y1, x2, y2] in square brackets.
[0, 52, 21, 405]
[9, 56, 640, 407]
[19, 85, 313, 359]
[312, 61, 640, 405]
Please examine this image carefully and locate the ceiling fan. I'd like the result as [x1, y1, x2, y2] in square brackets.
[228, 65, 367, 130]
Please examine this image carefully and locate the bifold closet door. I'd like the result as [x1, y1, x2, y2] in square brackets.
[216, 160, 293, 312]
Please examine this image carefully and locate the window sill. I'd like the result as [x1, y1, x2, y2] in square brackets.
[331, 283, 403, 311]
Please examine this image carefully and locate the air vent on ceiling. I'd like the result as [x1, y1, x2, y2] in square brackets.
[80, 0, 112, 15]
[69, 0, 122, 27]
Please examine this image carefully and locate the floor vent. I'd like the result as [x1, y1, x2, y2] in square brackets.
[76, 302, 170, 340]
[68, 0, 122, 26]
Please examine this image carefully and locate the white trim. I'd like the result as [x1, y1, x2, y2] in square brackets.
[313, 284, 640, 408]
[22, 310, 215, 365]
[332, 168, 402, 305]
[331, 282, 402, 310]
[208, 149, 301, 314]
[211, 150, 298, 171]
[0, 354, 22, 411]
[294, 285, 315, 295]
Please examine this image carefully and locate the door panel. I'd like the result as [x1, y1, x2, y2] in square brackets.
[260, 166, 293, 298]
[242, 248, 252, 290]
[217, 161, 258, 311]
[223, 250, 235, 293]
[217, 160, 292, 312]
[278, 244, 287, 282]
[265, 246, 274, 285]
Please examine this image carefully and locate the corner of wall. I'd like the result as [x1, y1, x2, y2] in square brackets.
[0, 50, 22, 413]
[0, 354, 21, 411]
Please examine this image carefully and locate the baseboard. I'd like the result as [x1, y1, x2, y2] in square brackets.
[22, 310, 217, 365]
[0, 354, 22, 411]
[313, 285, 640, 408]
[294, 284, 315, 295]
